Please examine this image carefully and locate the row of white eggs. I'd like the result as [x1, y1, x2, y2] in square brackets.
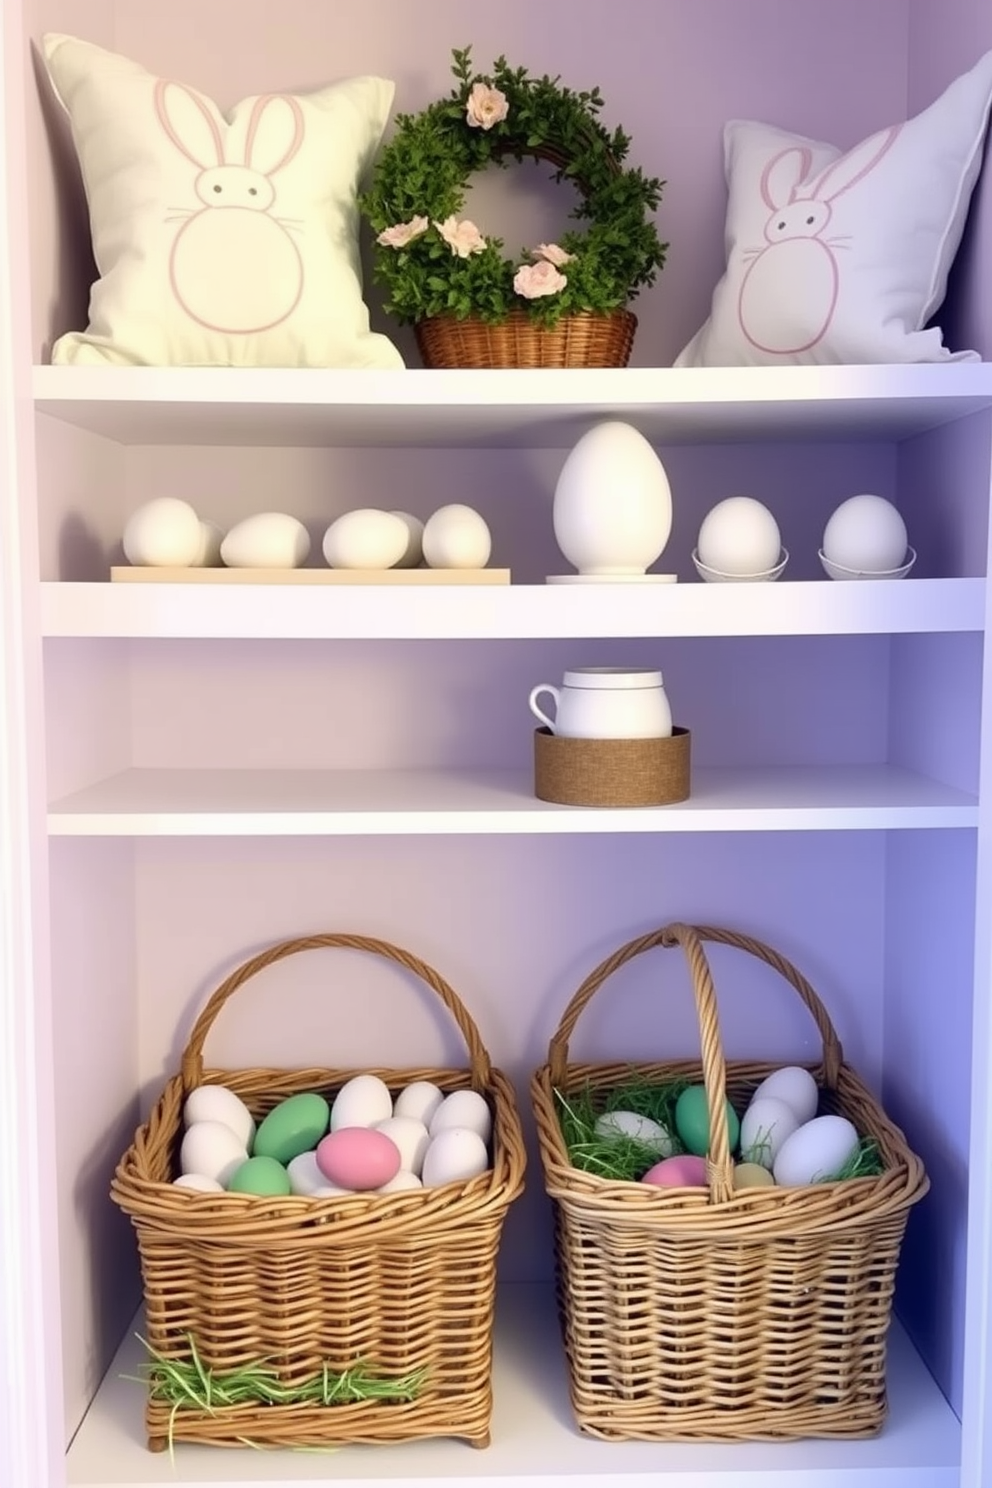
[123, 499, 492, 571]
[696, 494, 911, 579]
[177, 1076, 493, 1197]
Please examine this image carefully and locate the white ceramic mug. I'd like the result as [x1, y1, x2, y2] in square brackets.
[528, 667, 673, 739]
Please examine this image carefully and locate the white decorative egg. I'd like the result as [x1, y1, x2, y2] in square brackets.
[190, 519, 224, 567]
[390, 511, 425, 568]
[123, 498, 202, 567]
[773, 1114, 860, 1187]
[330, 1074, 393, 1131]
[422, 504, 492, 569]
[374, 1116, 430, 1175]
[183, 1085, 256, 1150]
[311, 1183, 356, 1199]
[428, 1090, 492, 1144]
[553, 421, 672, 576]
[221, 513, 311, 569]
[287, 1151, 327, 1197]
[421, 1128, 490, 1188]
[739, 1097, 800, 1170]
[749, 1066, 819, 1126]
[322, 509, 410, 569]
[822, 494, 908, 573]
[179, 1121, 248, 1187]
[697, 497, 781, 576]
[593, 1110, 675, 1156]
[172, 1173, 224, 1193]
[393, 1080, 444, 1127]
[377, 1170, 423, 1194]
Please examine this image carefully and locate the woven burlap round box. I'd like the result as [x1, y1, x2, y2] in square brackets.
[532, 921, 929, 1442]
[112, 933, 526, 1453]
[534, 726, 691, 808]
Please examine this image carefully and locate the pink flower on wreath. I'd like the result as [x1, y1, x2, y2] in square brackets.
[466, 81, 509, 130]
[436, 215, 487, 258]
[376, 215, 429, 249]
[514, 260, 568, 299]
[533, 242, 575, 267]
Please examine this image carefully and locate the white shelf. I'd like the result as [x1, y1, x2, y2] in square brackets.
[66, 1284, 959, 1487]
[32, 363, 992, 448]
[39, 578, 986, 640]
[45, 765, 978, 836]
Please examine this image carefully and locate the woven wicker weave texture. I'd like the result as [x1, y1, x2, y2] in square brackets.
[532, 922, 929, 1442]
[112, 933, 527, 1452]
[415, 308, 636, 368]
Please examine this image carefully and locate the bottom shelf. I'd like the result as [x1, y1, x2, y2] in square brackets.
[67, 1284, 960, 1488]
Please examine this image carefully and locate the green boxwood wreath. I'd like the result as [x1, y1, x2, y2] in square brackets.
[360, 48, 668, 330]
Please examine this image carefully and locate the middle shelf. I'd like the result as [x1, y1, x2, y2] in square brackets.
[39, 577, 986, 640]
[46, 764, 978, 835]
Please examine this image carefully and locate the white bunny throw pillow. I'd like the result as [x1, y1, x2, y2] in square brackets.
[676, 50, 992, 367]
[42, 34, 404, 368]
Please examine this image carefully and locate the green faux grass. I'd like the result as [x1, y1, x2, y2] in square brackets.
[127, 1333, 425, 1459]
[555, 1073, 690, 1181]
[832, 1137, 885, 1181]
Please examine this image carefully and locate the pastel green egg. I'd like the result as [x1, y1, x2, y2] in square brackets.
[674, 1085, 740, 1157]
[252, 1092, 330, 1164]
[226, 1155, 292, 1197]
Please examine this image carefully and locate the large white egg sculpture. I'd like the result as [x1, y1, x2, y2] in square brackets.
[552, 421, 673, 578]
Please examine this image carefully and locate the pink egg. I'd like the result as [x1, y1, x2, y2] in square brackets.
[642, 1154, 708, 1188]
[315, 1128, 401, 1191]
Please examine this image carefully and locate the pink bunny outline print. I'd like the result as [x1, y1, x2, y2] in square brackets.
[737, 123, 902, 355]
[154, 80, 306, 335]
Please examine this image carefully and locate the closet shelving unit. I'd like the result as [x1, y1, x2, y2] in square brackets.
[4, 4, 992, 1487]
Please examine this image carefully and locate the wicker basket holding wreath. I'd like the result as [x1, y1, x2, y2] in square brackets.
[361, 48, 667, 368]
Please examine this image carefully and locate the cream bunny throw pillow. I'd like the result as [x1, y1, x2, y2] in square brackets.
[42, 34, 404, 368]
[676, 51, 992, 367]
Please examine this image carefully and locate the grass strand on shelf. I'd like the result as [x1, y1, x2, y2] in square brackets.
[126, 1333, 425, 1460]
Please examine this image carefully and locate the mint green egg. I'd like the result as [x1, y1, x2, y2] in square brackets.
[253, 1092, 329, 1163]
[227, 1155, 292, 1197]
[674, 1085, 740, 1157]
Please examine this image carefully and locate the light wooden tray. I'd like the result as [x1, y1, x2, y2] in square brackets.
[110, 566, 511, 586]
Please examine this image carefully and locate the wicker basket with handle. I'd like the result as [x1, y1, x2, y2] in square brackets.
[531, 921, 928, 1442]
[112, 932, 527, 1452]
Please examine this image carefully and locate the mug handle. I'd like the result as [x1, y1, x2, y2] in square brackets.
[529, 684, 560, 734]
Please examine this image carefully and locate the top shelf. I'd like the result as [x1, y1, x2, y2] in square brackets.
[32, 363, 992, 449]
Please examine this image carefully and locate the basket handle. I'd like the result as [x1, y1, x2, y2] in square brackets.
[548, 923, 844, 1204]
[180, 933, 492, 1093]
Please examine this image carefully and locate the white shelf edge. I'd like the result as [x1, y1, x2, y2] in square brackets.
[66, 1284, 960, 1488]
[45, 765, 979, 837]
[39, 578, 987, 641]
[31, 363, 992, 448]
